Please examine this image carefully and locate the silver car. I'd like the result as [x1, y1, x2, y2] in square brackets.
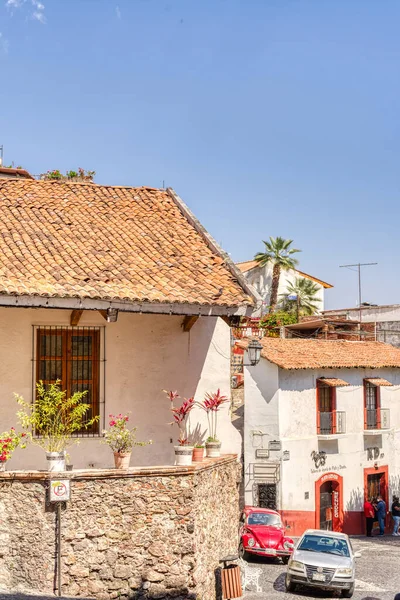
[286, 529, 361, 598]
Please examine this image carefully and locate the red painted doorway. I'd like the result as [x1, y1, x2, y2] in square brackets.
[315, 473, 343, 532]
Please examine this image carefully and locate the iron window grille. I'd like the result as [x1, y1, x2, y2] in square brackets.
[32, 326, 105, 436]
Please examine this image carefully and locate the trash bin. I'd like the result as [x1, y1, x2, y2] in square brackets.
[220, 555, 243, 599]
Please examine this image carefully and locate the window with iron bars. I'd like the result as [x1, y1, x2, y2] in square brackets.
[33, 326, 105, 435]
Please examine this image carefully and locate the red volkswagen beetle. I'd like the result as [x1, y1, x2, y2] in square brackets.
[239, 506, 294, 563]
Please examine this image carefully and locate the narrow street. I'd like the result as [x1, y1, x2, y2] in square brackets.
[243, 536, 399, 600]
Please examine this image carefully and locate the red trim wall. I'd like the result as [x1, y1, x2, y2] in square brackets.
[280, 510, 363, 537]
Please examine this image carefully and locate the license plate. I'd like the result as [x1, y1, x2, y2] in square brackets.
[312, 573, 326, 582]
[263, 548, 276, 555]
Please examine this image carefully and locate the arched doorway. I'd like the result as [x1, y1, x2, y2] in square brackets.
[315, 473, 343, 532]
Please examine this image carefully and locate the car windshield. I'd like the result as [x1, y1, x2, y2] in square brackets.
[298, 534, 350, 557]
[247, 512, 282, 526]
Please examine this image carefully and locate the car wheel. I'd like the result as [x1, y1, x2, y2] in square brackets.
[341, 584, 355, 598]
[238, 542, 248, 561]
[285, 574, 296, 593]
[281, 556, 290, 565]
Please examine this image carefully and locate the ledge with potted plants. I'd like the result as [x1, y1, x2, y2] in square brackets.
[103, 413, 152, 469]
[165, 388, 229, 466]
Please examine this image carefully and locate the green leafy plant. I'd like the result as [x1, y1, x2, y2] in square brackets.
[15, 380, 99, 452]
[0, 428, 27, 462]
[45, 169, 63, 180]
[103, 414, 152, 453]
[66, 170, 78, 179]
[260, 310, 297, 335]
[280, 277, 322, 317]
[194, 443, 204, 449]
[164, 390, 195, 445]
[254, 236, 301, 312]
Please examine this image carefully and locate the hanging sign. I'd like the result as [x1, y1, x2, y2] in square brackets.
[255, 448, 269, 458]
[49, 480, 70, 502]
[268, 440, 281, 451]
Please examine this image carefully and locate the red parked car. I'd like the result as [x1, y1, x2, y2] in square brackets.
[239, 506, 294, 563]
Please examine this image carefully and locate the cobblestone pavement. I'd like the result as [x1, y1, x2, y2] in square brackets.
[243, 535, 400, 600]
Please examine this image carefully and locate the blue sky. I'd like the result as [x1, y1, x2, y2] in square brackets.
[0, 1, 399, 309]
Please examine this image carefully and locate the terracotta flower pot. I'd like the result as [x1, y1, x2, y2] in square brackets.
[114, 452, 131, 469]
[192, 447, 204, 462]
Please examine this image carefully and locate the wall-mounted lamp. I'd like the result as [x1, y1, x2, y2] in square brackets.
[244, 339, 262, 367]
[106, 308, 119, 323]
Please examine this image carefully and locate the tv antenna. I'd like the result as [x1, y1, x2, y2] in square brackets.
[339, 262, 377, 338]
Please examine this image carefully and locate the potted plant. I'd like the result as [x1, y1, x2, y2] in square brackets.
[199, 389, 229, 458]
[103, 413, 152, 469]
[192, 444, 204, 462]
[15, 380, 99, 472]
[0, 428, 27, 471]
[164, 390, 195, 466]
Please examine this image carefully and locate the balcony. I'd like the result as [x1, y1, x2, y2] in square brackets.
[317, 411, 346, 439]
[364, 408, 390, 434]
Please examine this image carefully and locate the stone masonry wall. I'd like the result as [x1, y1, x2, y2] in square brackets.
[0, 456, 239, 600]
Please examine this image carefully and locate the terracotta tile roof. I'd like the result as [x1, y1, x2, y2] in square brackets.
[237, 338, 400, 370]
[365, 378, 393, 386]
[0, 167, 34, 180]
[317, 377, 350, 387]
[236, 260, 333, 289]
[0, 180, 254, 308]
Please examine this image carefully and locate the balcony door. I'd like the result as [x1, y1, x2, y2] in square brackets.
[317, 383, 336, 435]
[364, 382, 381, 430]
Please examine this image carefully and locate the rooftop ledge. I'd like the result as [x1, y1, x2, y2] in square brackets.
[0, 454, 238, 481]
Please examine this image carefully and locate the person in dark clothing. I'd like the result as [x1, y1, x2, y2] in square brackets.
[376, 495, 386, 536]
[364, 497, 375, 537]
[392, 495, 400, 536]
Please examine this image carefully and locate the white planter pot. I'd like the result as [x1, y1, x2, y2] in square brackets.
[174, 446, 193, 466]
[206, 441, 221, 458]
[46, 452, 66, 472]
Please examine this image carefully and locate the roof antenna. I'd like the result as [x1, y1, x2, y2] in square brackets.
[0, 145, 3, 167]
[162, 179, 165, 189]
[339, 262, 378, 340]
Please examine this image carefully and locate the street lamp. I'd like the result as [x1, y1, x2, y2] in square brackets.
[246, 339, 263, 367]
[106, 308, 119, 323]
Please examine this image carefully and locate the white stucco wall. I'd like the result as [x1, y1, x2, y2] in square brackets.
[243, 265, 325, 312]
[0, 308, 241, 470]
[244, 360, 400, 516]
[324, 304, 400, 323]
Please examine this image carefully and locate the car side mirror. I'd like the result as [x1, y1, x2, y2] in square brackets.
[354, 551, 361, 559]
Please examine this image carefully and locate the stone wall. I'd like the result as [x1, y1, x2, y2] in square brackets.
[0, 456, 239, 600]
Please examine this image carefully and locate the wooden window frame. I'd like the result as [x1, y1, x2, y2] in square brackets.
[316, 381, 337, 434]
[36, 327, 100, 435]
[363, 380, 381, 430]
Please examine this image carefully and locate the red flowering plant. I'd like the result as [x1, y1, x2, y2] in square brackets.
[198, 389, 229, 443]
[103, 414, 152, 454]
[164, 391, 195, 446]
[0, 428, 27, 463]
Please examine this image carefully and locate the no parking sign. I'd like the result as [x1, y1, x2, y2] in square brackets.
[49, 479, 70, 502]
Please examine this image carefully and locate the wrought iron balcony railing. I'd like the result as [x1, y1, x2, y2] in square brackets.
[317, 411, 346, 435]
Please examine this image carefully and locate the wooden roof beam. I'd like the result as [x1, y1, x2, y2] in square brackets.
[182, 315, 199, 332]
[70, 309, 83, 326]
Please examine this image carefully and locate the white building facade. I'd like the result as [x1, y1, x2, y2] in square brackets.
[0, 175, 257, 471]
[242, 338, 400, 536]
[237, 260, 332, 313]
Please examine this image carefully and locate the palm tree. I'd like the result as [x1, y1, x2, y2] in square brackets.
[254, 237, 301, 312]
[280, 277, 321, 319]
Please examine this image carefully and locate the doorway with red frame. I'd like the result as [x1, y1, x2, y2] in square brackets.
[364, 465, 388, 533]
[315, 473, 343, 532]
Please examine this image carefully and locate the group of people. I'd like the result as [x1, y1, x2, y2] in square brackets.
[364, 495, 400, 536]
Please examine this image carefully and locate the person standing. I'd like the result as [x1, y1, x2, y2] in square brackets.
[391, 495, 400, 536]
[376, 495, 387, 536]
[364, 497, 375, 537]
